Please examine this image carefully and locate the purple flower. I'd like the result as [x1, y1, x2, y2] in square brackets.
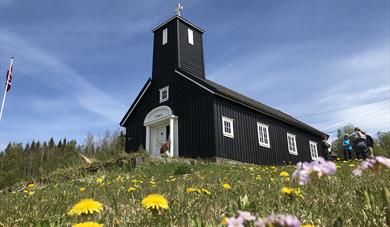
[292, 158, 337, 185]
[227, 216, 244, 227]
[238, 211, 256, 221]
[265, 214, 301, 227]
[254, 219, 266, 227]
[353, 156, 390, 176]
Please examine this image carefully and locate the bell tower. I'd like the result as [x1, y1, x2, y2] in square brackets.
[151, 5, 205, 80]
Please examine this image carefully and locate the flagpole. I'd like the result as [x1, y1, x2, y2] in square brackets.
[0, 58, 14, 122]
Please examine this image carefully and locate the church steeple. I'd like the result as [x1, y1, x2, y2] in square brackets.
[151, 8, 205, 80]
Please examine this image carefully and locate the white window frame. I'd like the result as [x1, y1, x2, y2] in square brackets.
[309, 141, 318, 160]
[287, 133, 298, 155]
[159, 86, 169, 103]
[162, 28, 168, 45]
[257, 122, 270, 148]
[222, 116, 234, 138]
[188, 28, 194, 45]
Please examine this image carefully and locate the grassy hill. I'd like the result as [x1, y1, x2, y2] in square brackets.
[0, 154, 389, 226]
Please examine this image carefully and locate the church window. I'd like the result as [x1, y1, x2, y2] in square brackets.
[188, 28, 194, 45]
[257, 122, 270, 148]
[162, 28, 168, 45]
[159, 86, 169, 103]
[222, 116, 234, 138]
[287, 133, 298, 155]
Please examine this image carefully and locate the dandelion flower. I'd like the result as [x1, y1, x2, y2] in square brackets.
[280, 187, 294, 195]
[80, 187, 86, 192]
[128, 187, 136, 192]
[223, 183, 231, 189]
[141, 194, 169, 210]
[201, 188, 212, 196]
[72, 222, 103, 227]
[279, 171, 290, 177]
[28, 191, 35, 196]
[67, 199, 103, 216]
[27, 183, 34, 189]
[348, 164, 355, 167]
[96, 177, 103, 183]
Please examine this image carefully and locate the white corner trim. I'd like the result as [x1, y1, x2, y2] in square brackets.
[174, 70, 215, 94]
[121, 80, 152, 126]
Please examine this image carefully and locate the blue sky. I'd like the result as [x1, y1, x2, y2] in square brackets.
[0, 0, 389, 150]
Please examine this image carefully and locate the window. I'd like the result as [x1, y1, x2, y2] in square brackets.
[309, 141, 318, 160]
[257, 122, 270, 148]
[287, 133, 297, 155]
[159, 86, 169, 103]
[188, 28, 194, 45]
[162, 28, 168, 45]
[222, 116, 234, 138]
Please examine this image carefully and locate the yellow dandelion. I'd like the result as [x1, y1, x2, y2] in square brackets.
[221, 217, 229, 225]
[186, 187, 201, 193]
[201, 188, 212, 196]
[80, 187, 86, 192]
[279, 171, 290, 177]
[28, 191, 35, 196]
[336, 166, 341, 169]
[223, 183, 231, 189]
[128, 187, 136, 192]
[141, 194, 169, 210]
[348, 164, 355, 167]
[67, 199, 103, 216]
[72, 222, 103, 227]
[23, 190, 28, 193]
[281, 187, 294, 195]
[96, 177, 103, 183]
[27, 183, 34, 189]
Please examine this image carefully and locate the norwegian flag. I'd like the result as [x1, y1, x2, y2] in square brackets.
[5, 58, 14, 92]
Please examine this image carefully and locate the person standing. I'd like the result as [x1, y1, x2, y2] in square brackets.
[342, 134, 352, 160]
[350, 127, 368, 160]
[320, 135, 331, 160]
[363, 132, 374, 158]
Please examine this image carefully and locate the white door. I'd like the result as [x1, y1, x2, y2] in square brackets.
[154, 126, 167, 155]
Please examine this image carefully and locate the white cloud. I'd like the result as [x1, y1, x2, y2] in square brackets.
[0, 30, 124, 122]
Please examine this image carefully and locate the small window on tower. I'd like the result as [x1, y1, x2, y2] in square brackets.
[162, 28, 168, 45]
[159, 86, 169, 103]
[188, 28, 194, 45]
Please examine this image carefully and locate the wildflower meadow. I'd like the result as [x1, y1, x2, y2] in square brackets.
[0, 154, 390, 226]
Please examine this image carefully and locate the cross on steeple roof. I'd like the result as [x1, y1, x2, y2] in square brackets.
[175, 3, 183, 16]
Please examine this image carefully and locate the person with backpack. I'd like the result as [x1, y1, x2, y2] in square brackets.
[363, 132, 374, 158]
[350, 127, 368, 160]
[342, 134, 352, 160]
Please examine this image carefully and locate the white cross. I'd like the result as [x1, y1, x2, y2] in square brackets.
[175, 3, 183, 16]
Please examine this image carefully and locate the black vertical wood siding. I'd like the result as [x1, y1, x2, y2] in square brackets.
[213, 96, 323, 165]
[177, 20, 205, 78]
[124, 72, 215, 159]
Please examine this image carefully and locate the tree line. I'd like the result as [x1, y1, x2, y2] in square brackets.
[0, 130, 125, 189]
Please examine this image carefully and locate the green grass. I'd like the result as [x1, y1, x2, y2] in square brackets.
[0, 157, 389, 226]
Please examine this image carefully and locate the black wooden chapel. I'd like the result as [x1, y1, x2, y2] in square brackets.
[120, 12, 328, 165]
